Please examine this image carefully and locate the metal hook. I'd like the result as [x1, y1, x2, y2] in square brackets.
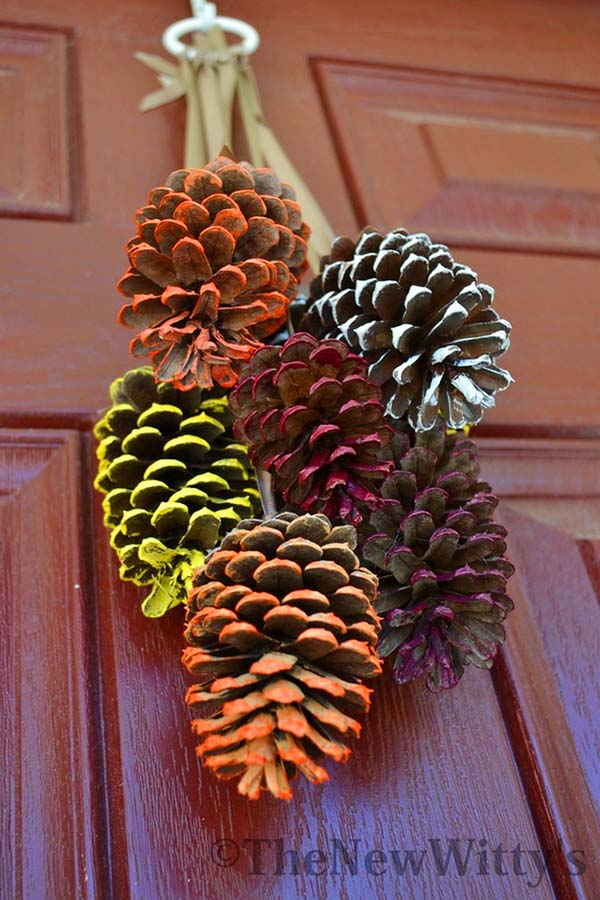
[162, 1, 260, 61]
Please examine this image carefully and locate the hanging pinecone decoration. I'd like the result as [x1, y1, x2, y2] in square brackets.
[229, 333, 393, 526]
[182, 512, 382, 800]
[300, 228, 512, 430]
[118, 153, 311, 391]
[360, 421, 514, 691]
[94, 366, 261, 616]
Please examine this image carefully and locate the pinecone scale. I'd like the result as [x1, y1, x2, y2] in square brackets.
[229, 333, 393, 526]
[360, 422, 514, 691]
[119, 155, 310, 391]
[94, 366, 261, 615]
[183, 512, 382, 800]
[301, 228, 512, 430]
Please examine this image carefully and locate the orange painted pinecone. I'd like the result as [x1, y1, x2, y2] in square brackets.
[182, 512, 382, 800]
[118, 155, 310, 391]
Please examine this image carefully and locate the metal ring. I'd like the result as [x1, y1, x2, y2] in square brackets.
[162, 15, 260, 59]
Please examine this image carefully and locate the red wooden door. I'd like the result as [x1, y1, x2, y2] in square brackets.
[1, 2, 598, 898]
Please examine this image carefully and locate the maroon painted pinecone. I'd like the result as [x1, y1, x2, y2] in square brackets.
[300, 228, 512, 430]
[118, 155, 310, 391]
[229, 333, 393, 526]
[360, 422, 514, 691]
[182, 512, 382, 800]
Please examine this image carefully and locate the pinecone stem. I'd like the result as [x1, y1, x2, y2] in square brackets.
[256, 468, 278, 517]
[286, 305, 296, 337]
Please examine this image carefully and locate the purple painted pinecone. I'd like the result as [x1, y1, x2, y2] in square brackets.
[360, 421, 514, 691]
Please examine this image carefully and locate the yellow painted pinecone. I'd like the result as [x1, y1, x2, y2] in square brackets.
[94, 366, 260, 615]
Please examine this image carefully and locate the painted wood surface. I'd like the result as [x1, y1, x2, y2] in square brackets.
[0, 1, 598, 898]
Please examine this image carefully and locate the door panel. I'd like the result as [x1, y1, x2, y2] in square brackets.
[483, 441, 600, 899]
[1, 1, 599, 898]
[92, 481, 550, 898]
[312, 59, 600, 429]
[0, 430, 103, 900]
[313, 60, 600, 254]
[0, 24, 74, 219]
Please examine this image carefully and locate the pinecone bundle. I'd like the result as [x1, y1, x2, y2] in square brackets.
[300, 228, 512, 430]
[229, 333, 393, 526]
[182, 512, 382, 800]
[360, 422, 514, 691]
[94, 366, 261, 615]
[118, 154, 311, 391]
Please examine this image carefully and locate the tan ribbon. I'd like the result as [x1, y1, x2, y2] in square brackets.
[135, 28, 334, 272]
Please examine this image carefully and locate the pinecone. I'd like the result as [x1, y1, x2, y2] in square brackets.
[360, 422, 514, 691]
[182, 512, 382, 800]
[300, 228, 512, 430]
[118, 154, 311, 392]
[94, 366, 261, 615]
[229, 333, 393, 526]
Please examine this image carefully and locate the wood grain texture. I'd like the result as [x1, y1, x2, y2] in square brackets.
[578, 541, 600, 605]
[0, 1, 191, 416]
[0, 1, 598, 898]
[312, 60, 600, 254]
[8, 432, 599, 900]
[480, 438, 600, 897]
[0, 23, 76, 219]
[0, 430, 108, 899]
[83, 437, 600, 900]
[0, 0, 599, 430]
[310, 57, 600, 430]
[90, 471, 552, 900]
